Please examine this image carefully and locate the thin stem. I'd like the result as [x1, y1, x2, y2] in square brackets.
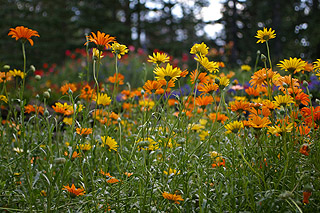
[266, 41, 272, 70]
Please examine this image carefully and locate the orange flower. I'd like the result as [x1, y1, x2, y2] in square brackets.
[195, 95, 213, 107]
[229, 100, 251, 114]
[250, 68, 280, 87]
[294, 90, 309, 106]
[62, 184, 85, 198]
[24, 105, 44, 115]
[76, 128, 93, 136]
[275, 75, 300, 93]
[0, 72, 13, 83]
[60, 83, 77, 95]
[248, 115, 271, 129]
[143, 80, 162, 94]
[245, 87, 260, 97]
[179, 69, 189, 77]
[198, 83, 219, 94]
[8, 26, 39, 46]
[162, 192, 184, 204]
[212, 158, 226, 168]
[84, 31, 116, 50]
[80, 84, 96, 101]
[71, 151, 81, 159]
[208, 112, 229, 124]
[299, 144, 310, 156]
[303, 191, 312, 204]
[190, 70, 209, 85]
[108, 73, 124, 85]
[107, 178, 120, 184]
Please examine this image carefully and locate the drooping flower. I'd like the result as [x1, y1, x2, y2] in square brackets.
[303, 191, 312, 204]
[148, 52, 170, 65]
[84, 31, 116, 50]
[190, 42, 209, 56]
[0, 95, 8, 103]
[299, 144, 310, 156]
[111, 43, 129, 59]
[216, 76, 230, 89]
[8, 26, 40, 46]
[195, 55, 219, 73]
[255, 27, 276, 43]
[225, 121, 244, 134]
[267, 123, 293, 136]
[162, 192, 184, 204]
[100, 136, 118, 152]
[95, 93, 111, 106]
[153, 63, 181, 82]
[92, 48, 104, 60]
[0, 72, 13, 83]
[277, 57, 307, 74]
[62, 184, 85, 198]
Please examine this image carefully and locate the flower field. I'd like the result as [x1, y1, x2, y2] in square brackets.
[1, 26, 320, 212]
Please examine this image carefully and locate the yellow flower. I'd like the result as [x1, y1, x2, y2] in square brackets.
[273, 94, 294, 107]
[77, 143, 92, 151]
[92, 48, 104, 60]
[148, 52, 170, 65]
[9, 69, 25, 79]
[225, 121, 244, 134]
[241, 65, 251, 72]
[199, 130, 209, 141]
[111, 43, 129, 59]
[163, 168, 180, 176]
[255, 27, 276, 43]
[153, 63, 181, 82]
[277, 57, 307, 74]
[190, 42, 209, 56]
[63, 117, 73, 125]
[101, 136, 118, 152]
[0, 95, 8, 103]
[268, 123, 293, 135]
[136, 137, 159, 151]
[95, 93, 111, 106]
[188, 123, 205, 131]
[217, 76, 230, 89]
[195, 55, 219, 73]
[139, 99, 155, 110]
[313, 59, 320, 72]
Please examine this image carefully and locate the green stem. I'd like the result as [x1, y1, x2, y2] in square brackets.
[266, 41, 272, 70]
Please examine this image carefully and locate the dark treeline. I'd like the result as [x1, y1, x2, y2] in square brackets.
[1, 0, 320, 69]
[219, 0, 320, 65]
[0, 0, 211, 68]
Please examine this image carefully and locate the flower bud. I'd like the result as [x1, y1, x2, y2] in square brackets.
[43, 91, 50, 99]
[140, 89, 145, 95]
[3, 65, 10, 70]
[303, 80, 309, 87]
[44, 109, 49, 117]
[47, 88, 51, 93]
[35, 75, 41, 81]
[68, 88, 73, 95]
[316, 99, 320, 105]
[36, 94, 40, 99]
[54, 157, 66, 165]
[30, 65, 36, 72]
[282, 83, 288, 88]
[261, 54, 267, 62]
[215, 78, 220, 85]
[256, 50, 261, 55]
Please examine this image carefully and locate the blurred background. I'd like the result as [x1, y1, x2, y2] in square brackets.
[1, 0, 320, 69]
